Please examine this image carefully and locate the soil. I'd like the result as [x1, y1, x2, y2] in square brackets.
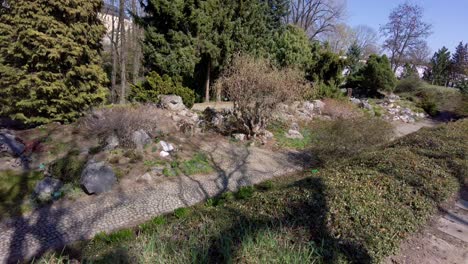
[385, 188, 468, 264]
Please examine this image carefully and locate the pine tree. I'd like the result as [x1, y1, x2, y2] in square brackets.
[430, 47, 451, 86]
[0, 0, 108, 124]
[347, 55, 397, 97]
[451, 42, 468, 87]
[346, 42, 363, 75]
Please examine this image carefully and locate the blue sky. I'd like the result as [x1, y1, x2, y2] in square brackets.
[347, 0, 468, 54]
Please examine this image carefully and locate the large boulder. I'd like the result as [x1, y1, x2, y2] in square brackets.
[312, 100, 325, 114]
[160, 95, 186, 111]
[34, 177, 63, 202]
[0, 131, 25, 157]
[132, 129, 151, 150]
[80, 161, 117, 194]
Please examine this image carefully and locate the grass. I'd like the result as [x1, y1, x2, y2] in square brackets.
[160, 153, 214, 177]
[0, 170, 43, 219]
[39, 120, 468, 263]
[269, 120, 313, 149]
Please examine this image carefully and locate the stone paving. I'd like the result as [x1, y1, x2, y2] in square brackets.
[0, 144, 307, 263]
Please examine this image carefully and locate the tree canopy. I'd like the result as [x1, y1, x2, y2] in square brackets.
[0, 0, 108, 124]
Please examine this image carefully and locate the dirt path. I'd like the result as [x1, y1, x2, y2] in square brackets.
[386, 189, 468, 264]
[0, 143, 308, 263]
[388, 119, 468, 264]
[392, 118, 440, 138]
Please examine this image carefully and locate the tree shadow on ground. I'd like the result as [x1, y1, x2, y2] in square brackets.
[192, 176, 372, 264]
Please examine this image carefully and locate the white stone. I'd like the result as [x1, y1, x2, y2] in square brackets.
[233, 133, 246, 141]
[285, 129, 304, 139]
[159, 151, 170, 157]
[159, 140, 174, 152]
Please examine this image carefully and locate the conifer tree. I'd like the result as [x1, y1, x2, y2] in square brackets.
[430, 47, 451, 86]
[451, 42, 468, 87]
[0, 0, 108, 124]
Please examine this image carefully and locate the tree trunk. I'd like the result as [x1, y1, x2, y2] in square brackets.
[131, 0, 140, 84]
[204, 59, 211, 102]
[110, 0, 118, 103]
[119, 0, 126, 104]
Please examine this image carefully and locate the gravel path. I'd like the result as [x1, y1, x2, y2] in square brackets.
[0, 144, 307, 263]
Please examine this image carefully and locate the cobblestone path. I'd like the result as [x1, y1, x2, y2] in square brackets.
[0, 144, 308, 263]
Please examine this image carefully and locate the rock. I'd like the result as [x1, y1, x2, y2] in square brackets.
[132, 129, 151, 150]
[160, 95, 186, 111]
[159, 140, 174, 152]
[151, 166, 165, 175]
[290, 122, 300, 131]
[80, 161, 117, 194]
[171, 114, 182, 122]
[34, 177, 63, 202]
[350, 98, 362, 105]
[285, 129, 304, 139]
[137, 173, 153, 183]
[303, 101, 314, 112]
[313, 100, 325, 114]
[104, 134, 119, 151]
[263, 130, 274, 139]
[159, 151, 170, 157]
[0, 131, 25, 157]
[361, 101, 373, 111]
[233, 133, 246, 141]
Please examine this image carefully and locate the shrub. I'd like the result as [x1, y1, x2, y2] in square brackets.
[49, 150, 86, 184]
[395, 76, 424, 93]
[307, 117, 393, 162]
[129, 72, 195, 108]
[321, 99, 363, 119]
[347, 54, 397, 97]
[81, 105, 175, 148]
[216, 55, 310, 137]
[417, 92, 439, 116]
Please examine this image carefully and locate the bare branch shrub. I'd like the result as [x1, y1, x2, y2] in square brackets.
[216, 55, 311, 137]
[81, 104, 176, 148]
[321, 99, 363, 119]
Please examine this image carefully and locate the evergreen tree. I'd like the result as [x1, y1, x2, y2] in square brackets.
[346, 42, 363, 75]
[347, 54, 397, 97]
[138, 0, 282, 101]
[0, 0, 108, 124]
[430, 47, 451, 86]
[451, 42, 468, 87]
[401, 62, 418, 79]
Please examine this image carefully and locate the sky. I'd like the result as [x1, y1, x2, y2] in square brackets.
[347, 0, 468, 54]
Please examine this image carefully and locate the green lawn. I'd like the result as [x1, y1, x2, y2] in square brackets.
[38, 120, 467, 264]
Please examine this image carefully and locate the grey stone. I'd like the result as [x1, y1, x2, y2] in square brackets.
[160, 95, 186, 111]
[313, 100, 325, 113]
[0, 131, 25, 157]
[132, 129, 151, 150]
[290, 122, 300, 131]
[34, 177, 63, 202]
[263, 130, 274, 139]
[350, 97, 362, 105]
[285, 129, 304, 139]
[302, 101, 314, 112]
[80, 161, 117, 194]
[104, 134, 119, 151]
[233, 133, 246, 141]
[160, 151, 170, 157]
[361, 101, 373, 111]
[137, 173, 153, 183]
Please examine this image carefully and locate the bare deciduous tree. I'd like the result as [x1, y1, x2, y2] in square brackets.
[287, 0, 346, 40]
[380, 2, 432, 72]
[353, 25, 379, 58]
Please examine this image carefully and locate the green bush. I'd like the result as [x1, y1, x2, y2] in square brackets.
[347, 54, 397, 97]
[395, 76, 424, 93]
[306, 117, 393, 162]
[129, 72, 195, 108]
[49, 150, 86, 184]
[417, 92, 439, 116]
